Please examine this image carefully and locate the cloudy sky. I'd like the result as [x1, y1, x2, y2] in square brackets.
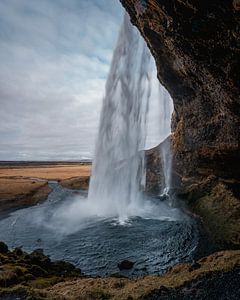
[0, 0, 124, 161]
[0, 0, 171, 161]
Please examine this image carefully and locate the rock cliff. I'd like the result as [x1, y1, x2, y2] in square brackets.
[120, 0, 240, 248]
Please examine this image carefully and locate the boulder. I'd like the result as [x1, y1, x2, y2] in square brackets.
[118, 260, 135, 270]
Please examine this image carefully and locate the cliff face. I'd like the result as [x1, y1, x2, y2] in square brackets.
[120, 0, 240, 248]
[120, 0, 240, 179]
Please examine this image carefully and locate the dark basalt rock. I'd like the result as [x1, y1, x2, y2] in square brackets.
[0, 241, 8, 253]
[142, 268, 240, 300]
[13, 247, 23, 257]
[0, 242, 82, 290]
[118, 260, 135, 270]
[121, 0, 240, 248]
[119, 0, 240, 177]
[120, 1, 240, 180]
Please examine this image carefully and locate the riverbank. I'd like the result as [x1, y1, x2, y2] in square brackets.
[0, 162, 91, 216]
[0, 241, 239, 299]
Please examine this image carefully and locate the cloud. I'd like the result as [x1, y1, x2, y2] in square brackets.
[0, 0, 123, 160]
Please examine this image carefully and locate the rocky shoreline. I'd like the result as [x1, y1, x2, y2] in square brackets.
[0, 241, 239, 299]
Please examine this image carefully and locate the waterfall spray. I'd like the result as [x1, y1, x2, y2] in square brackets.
[88, 14, 153, 222]
[88, 13, 174, 222]
[158, 88, 173, 199]
[146, 70, 174, 200]
[23, 13, 179, 236]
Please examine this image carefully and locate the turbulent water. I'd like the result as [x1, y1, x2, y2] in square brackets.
[0, 182, 200, 277]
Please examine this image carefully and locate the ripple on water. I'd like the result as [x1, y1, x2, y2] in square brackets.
[0, 182, 200, 277]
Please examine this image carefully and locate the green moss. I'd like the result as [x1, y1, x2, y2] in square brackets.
[192, 183, 240, 248]
[0, 242, 82, 299]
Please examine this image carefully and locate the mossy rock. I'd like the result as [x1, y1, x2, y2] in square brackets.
[29, 265, 48, 277]
[0, 243, 83, 298]
[191, 183, 240, 248]
[51, 260, 80, 276]
[29, 249, 51, 269]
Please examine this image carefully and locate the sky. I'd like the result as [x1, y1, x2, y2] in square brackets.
[0, 0, 171, 161]
[0, 0, 123, 161]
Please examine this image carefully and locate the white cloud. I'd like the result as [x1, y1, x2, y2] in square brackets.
[0, 0, 123, 160]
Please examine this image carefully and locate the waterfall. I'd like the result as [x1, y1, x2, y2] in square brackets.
[158, 88, 173, 198]
[88, 14, 152, 222]
[88, 13, 174, 222]
[147, 83, 173, 197]
[32, 14, 177, 234]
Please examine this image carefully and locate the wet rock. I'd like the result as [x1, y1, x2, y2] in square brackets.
[0, 243, 83, 294]
[110, 273, 128, 278]
[118, 260, 135, 270]
[51, 260, 81, 276]
[31, 248, 44, 256]
[0, 241, 8, 253]
[29, 265, 48, 277]
[29, 248, 51, 268]
[121, 0, 240, 181]
[181, 180, 240, 248]
[13, 247, 23, 257]
[189, 262, 201, 272]
[145, 137, 181, 196]
[121, 0, 240, 249]
[157, 193, 170, 202]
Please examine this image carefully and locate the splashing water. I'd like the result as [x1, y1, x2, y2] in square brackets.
[88, 14, 153, 223]
[159, 88, 173, 199]
[147, 82, 173, 198]
[89, 13, 174, 223]
[35, 14, 176, 232]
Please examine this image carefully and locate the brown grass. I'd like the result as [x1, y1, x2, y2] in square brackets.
[47, 250, 240, 299]
[0, 164, 91, 181]
[0, 163, 91, 213]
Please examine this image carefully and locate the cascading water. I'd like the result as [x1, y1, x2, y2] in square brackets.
[158, 88, 173, 199]
[89, 14, 154, 222]
[147, 80, 174, 199]
[89, 14, 174, 217]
